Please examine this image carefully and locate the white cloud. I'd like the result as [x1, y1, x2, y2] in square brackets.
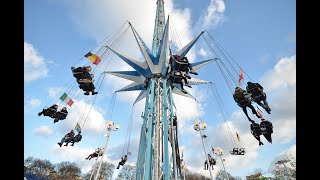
[272, 116, 296, 144]
[25, 98, 41, 111]
[261, 55, 296, 92]
[174, 95, 202, 123]
[165, 1, 197, 62]
[24, 42, 49, 82]
[260, 54, 296, 144]
[198, 48, 208, 57]
[48, 87, 63, 99]
[33, 126, 54, 136]
[56, 100, 109, 135]
[199, 0, 226, 29]
[61, 0, 198, 62]
[29, 98, 41, 108]
[62, 0, 156, 44]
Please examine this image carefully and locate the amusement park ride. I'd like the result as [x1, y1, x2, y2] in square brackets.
[38, 0, 276, 179]
[104, 0, 214, 179]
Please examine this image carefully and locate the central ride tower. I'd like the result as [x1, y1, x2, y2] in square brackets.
[106, 0, 213, 179]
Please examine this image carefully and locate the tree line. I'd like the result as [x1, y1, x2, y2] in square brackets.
[25, 156, 235, 180]
[25, 156, 294, 179]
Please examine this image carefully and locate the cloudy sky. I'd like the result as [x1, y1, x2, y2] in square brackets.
[24, 0, 296, 179]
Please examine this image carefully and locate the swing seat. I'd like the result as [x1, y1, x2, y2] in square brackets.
[231, 148, 246, 155]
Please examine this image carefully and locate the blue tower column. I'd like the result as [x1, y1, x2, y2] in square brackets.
[136, 76, 181, 180]
[136, 80, 152, 179]
[162, 78, 170, 180]
[143, 79, 156, 180]
[169, 86, 178, 179]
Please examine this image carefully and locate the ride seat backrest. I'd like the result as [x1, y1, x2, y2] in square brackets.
[44, 108, 56, 116]
[49, 107, 57, 111]
[57, 111, 67, 116]
[170, 75, 183, 83]
[172, 57, 189, 71]
[234, 92, 250, 106]
[252, 124, 262, 134]
[73, 136, 82, 142]
[72, 67, 84, 74]
[72, 71, 83, 75]
[81, 72, 92, 80]
[262, 122, 273, 133]
[249, 87, 263, 98]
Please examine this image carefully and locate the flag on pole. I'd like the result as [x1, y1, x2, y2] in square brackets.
[75, 123, 81, 133]
[238, 68, 244, 86]
[127, 151, 131, 155]
[85, 52, 101, 65]
[59, 92, 74, 107]
[236, 132, 240, 142]
[256, 106, 263, 118]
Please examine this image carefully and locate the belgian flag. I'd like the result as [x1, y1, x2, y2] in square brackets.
[85, 52, 101, 65]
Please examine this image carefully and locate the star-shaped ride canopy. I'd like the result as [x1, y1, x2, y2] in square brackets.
[105, 17, 215, 104]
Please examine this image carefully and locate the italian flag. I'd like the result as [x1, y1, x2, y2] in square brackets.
[59, 93, 74, 107]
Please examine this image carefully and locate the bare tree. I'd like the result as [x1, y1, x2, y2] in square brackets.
[117, 165, 136, 180]
[24, 156, 55, 179]
[215, 170, 236, 180]
[83, 161, 115, 180]
[182, 168, 210, 180]
[56, 161, 82, 180]
[290, 168, 296, 179]
[271, 166, 295, 180]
